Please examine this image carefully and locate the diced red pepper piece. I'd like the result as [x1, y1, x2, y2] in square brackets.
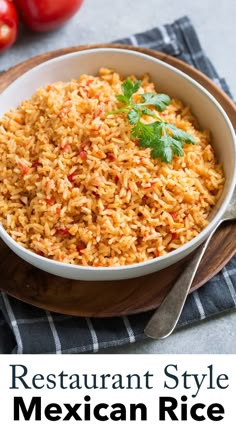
[79, 150, 87, 160]
[107, 153, 115, 162]
[170, 212, 177, 221]
[67, 173, 76, 183]
[19, 164, 29, 174]
[155, 249, 160, 257]
[55, 228, 69, 236]
[171, 232, 177, 240]
[61, 143, 70, 152]
[115, 175, 119, 184]
[45, 197, 55, 205]
[36, 250, 45, 257]
[22, 166, 29, 174]
[76, 241, 86, 253]
[32, 161, 41, 168]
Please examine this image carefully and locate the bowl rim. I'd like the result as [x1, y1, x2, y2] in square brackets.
[0, 47, 235, 272]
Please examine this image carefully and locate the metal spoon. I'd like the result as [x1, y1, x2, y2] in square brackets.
[144, 189, 236, 340]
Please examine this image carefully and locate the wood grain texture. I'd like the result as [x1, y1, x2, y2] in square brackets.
[0, 44, 235, 317]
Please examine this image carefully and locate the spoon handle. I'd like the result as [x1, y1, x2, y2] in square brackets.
[144, 221, 221, 339]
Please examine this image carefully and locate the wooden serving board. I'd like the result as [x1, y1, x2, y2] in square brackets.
[0, 44, 235, 317]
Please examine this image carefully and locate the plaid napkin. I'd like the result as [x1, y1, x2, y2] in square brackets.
[0, 16, 235, 354]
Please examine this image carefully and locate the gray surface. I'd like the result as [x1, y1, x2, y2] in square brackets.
[1, 0, 235, 353]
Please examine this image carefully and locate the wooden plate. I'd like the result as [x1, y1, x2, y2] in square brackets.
[0, 44, 235, 317]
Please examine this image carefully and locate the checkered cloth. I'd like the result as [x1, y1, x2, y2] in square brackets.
[0, 16, 235, 354]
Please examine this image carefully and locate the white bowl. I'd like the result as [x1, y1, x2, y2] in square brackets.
[0, 48, 235, 280]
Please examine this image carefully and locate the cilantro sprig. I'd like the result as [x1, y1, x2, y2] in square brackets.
[110, 78, 196, 163]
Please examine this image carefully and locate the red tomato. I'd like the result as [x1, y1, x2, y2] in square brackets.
[13, 0, 84, 32]
[0, 0, 18, 52]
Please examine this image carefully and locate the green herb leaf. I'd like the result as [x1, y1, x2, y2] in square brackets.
[169, 138, 185, 157]
[137, 106, 156, 117]
[128, 109, 140, 125]
[110, 78, 196, 163]
[133, 80, 142, 93]
[121, 78, 141, 101]
[132, 121, 157, 147]
[116, 94, 129, 104]
[166, 123, 196, 144]
[137, 92, 171, 112]
[151, 136, 172, 163]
